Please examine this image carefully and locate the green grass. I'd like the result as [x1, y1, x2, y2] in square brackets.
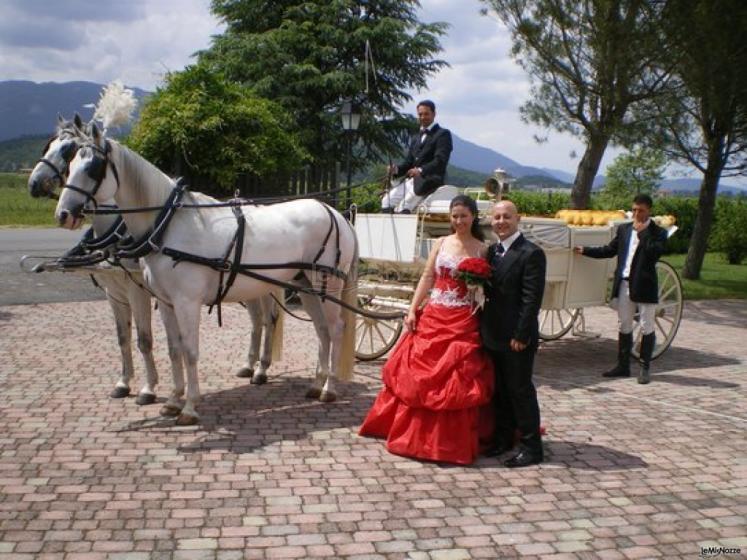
[0, 172, 57, 227]
[662, 252, 747, 300]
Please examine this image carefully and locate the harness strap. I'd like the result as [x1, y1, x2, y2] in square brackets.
[310, 202, 342, 301]
[82, 216, 127, 251]
[209, 204, 246, 326]
[163, 248, 347, 280]
[115, 178, 188, 259]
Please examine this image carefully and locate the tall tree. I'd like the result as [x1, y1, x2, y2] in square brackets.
[481, 0, 671, 208]
[645, 0, 747, 279]
[599, 146, 665, 209]
[200, 0, 447, 167]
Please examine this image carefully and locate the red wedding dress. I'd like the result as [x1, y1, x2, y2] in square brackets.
[359, 249, 495, 465]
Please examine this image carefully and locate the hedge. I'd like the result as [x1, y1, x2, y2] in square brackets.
[348, 185, 747, 259]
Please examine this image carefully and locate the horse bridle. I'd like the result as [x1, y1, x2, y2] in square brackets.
[36, 134, 80, 199]
[62, 141, 120, 211]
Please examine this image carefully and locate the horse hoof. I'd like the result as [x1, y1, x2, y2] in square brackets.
[305, 387, 322, 399]
[250, 373, 268, 385]
[236, 367, 254, 378]
[110, 386, 131, 399]
[319, 391, 337, 403]
[160, 404, 181, 417]
[175, 413, 199, 426]
[136, 392, 156, 406]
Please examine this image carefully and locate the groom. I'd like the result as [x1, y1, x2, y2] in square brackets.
[481, 201, 546, 467]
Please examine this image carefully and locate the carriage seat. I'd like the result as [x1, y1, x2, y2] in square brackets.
[418, 185, 461, 213]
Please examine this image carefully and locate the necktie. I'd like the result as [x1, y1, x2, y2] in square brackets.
[497, 243, 505, 256]
[420, 128, 428, 143]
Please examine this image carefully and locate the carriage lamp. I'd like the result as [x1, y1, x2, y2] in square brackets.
[340, 101, 361, 209]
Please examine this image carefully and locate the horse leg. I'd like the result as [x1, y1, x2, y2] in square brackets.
[158, 304, 185, 417]
[319, 295, 346, 403]
[251, 295, 277, 385]
[171, 301, 202, 426]
[107, 293, 134, 399]
[129, 283, 158, 406]
[298, 291, 331, 400]
[237, 300, 262, 380]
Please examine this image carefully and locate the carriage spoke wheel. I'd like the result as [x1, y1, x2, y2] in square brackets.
[354, 298, 403, 361]
[538, 308, 580, 340]
[631, 260, 683, 360]
[354, 271, 404, 361]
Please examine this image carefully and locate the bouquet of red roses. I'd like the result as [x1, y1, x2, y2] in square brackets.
[455, 257, 492, 311]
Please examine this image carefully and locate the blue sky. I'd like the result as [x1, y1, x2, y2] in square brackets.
[0, 0, 712, 182]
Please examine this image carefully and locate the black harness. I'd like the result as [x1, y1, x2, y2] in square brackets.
[57, 141, 403, 323]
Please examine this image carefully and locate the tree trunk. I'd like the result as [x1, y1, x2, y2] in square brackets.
[683, 139, 724, 280]
[571, 133, 610, 209]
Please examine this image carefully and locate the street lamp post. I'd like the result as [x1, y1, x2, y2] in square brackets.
[340, 101, 361, 209]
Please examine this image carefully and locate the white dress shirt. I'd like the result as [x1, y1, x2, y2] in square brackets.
[621, 220, 650, 279]
[497, 230, 522, 256]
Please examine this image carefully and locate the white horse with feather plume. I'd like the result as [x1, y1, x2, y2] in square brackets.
[55, 122, 358, 425]
[29, 83, 287, 406]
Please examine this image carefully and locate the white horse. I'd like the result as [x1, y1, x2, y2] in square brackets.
[30, 117, 285, 403]
[29, 116, 159, 405]
[55, 124, 358, 425]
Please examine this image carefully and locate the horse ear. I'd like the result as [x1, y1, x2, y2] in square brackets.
[57, 113, 65, 125]
[90, 122, 102, 144]
[73, 113, 83, 129]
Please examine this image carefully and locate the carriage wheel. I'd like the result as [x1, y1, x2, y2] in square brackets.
[631, 260, 683, 360]
[354, 300, 403, 361]
[538, 308, 580, 340]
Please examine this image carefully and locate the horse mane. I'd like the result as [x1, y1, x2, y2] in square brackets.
[112, 141, 222, 230]
[113, 142, 177, 209]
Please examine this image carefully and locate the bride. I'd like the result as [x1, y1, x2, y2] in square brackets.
[359, 195, 494, 465]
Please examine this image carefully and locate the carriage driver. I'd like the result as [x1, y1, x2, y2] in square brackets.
[382, 100, 453, 214]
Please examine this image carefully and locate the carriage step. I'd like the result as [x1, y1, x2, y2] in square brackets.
[360, 295, 411, 312]
[359, 281, 414, 300]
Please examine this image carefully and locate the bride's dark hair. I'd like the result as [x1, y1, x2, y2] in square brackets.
[449, 194, 484, 241]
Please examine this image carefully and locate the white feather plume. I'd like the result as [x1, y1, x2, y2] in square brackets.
[92, 80, 137, 132]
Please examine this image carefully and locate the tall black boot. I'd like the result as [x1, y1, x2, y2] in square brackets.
[638, 333, 655, 384]
[603, 332, 632, 377]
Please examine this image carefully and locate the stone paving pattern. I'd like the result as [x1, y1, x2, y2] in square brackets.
[0, 300, 745, 559]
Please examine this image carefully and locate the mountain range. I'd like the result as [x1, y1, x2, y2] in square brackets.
[1, 80, 744, 194]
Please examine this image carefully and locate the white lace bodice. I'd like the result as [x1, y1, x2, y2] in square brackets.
[429, 245, 475, 308]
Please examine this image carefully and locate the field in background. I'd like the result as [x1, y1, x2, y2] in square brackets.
[0, 172, 57, 227]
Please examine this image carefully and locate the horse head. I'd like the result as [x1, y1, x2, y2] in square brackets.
[55, 122, 118, 230]
[28, 113, 88, 198]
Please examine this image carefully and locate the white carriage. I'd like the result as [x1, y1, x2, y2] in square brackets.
[353, 190, 684, 362]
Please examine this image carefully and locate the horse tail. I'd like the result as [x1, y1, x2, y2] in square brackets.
[337, 230, 358, 381]
[271, 289, 284, 361]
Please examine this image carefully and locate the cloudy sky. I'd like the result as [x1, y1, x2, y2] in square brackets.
[1, 0, 625, 176]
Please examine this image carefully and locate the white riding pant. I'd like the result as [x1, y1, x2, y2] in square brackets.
[381, 177, 424, 213]
[616, 279, 656, 335]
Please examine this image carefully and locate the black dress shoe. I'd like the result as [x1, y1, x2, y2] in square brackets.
[504, 449, 543, 468]
[484, 442, 512, 457]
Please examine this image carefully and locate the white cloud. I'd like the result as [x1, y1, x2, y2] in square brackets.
[0, 0, 222, 91]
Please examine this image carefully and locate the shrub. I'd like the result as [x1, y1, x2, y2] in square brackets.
[711, 198, 747, 264]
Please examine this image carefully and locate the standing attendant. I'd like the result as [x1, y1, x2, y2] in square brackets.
[382, 100, 453, 213]
[481, 201, 546, 468]
[574, 194, 667, 384]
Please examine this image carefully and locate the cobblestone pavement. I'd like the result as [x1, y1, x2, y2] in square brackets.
[0, 300, 745, 559]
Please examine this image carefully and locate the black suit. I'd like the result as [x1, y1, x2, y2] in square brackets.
[582, 221, 667, 303]
[480, 234, 546, 455]
[395, 124, 453, 196]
